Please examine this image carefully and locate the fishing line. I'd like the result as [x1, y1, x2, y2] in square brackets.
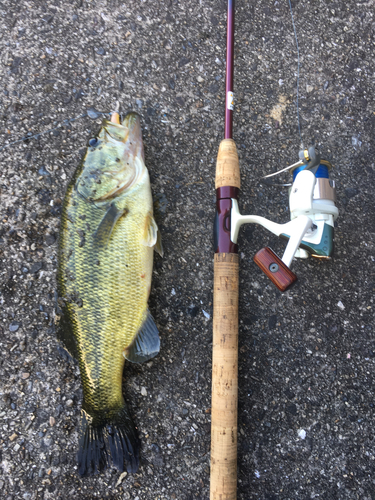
[262, 0, 305, 185]
[0, 107, 108, 152]
[0, 114, 87, 152]
[287, 0, 303, 148]
[0, 103, 143, 152]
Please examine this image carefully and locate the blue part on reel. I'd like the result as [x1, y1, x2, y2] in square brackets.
[293, 164, 329, 181]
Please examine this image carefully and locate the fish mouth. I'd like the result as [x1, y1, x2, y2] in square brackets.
[121, 111, 141, 127]
[104, 111, 144, 162]
[121, 112, 144, 162]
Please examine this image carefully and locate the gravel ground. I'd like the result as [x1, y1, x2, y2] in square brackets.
[0, 1, 374, 499]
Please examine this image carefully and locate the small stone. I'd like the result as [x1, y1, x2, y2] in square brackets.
[43, 14, 54, 23]
[202, 310, 210, 320]
[352, 136, 362, 148]
[286, 404, 297, 415]
[178, 57, 190, 67]
[345, 187, 359, 199]
[96, 47, 105, 55]
[74, 88, 84, 100]
[9, 321, 21, 332]
[268, 315, 277, 329]
[141, 387, 147, 397]
[22, 372, 30, 379]
[45, 234, 56, 246]
[49, 416, 55, 427]
[337, 301, 345, 310]
[116, 471, 127, 487]
[298, 429, 306, 440]
[187, 305, 199, 318]
[66, 399, 74, 407]
[38, 166, 50, 176]
[284, 388, 296, 400]
[86, 107, 103, 119]
[30, 262, 43, 274]
[176, 96, 185, 108]
[9, 433, 18, 441]
[306, 85, 314, 93]
[209, 82, 219, 94]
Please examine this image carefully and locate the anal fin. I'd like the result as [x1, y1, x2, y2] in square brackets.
[124, 310, 160, 363]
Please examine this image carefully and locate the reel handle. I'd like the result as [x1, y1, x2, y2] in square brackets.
[254, 247, 297, 292]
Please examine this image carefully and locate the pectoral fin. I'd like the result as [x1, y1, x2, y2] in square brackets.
[143, 214, 163, 256]
[124, 310, 160, 364]
[93, 203, 128, 246]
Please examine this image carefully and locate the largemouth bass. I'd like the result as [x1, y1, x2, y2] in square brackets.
[56, 111, 162, 476]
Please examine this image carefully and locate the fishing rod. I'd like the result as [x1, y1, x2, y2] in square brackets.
[210, 2, 239, 498]
[210, 1, 339, 498]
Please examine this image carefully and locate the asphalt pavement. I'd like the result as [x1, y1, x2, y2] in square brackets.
[0, 1, 374, 499]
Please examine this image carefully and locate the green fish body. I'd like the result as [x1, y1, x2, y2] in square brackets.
[56, 112, 162, 476]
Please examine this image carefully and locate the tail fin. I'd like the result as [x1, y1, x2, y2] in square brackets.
[77, 404, 140, 476]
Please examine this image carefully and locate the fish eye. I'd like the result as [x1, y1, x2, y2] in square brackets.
[89, 138, 99, 147]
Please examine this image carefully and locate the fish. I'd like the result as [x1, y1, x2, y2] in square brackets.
[56, 110, 163, 476]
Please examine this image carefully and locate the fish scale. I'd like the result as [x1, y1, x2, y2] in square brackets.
[60, 183, 151, 409]
[56, 112, 161, 476]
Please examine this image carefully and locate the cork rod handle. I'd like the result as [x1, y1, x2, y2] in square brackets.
[215, 139, 241, 190]
[210, 253, 239, 500]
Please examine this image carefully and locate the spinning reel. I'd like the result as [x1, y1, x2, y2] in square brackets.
[230, 147, 338, 291]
